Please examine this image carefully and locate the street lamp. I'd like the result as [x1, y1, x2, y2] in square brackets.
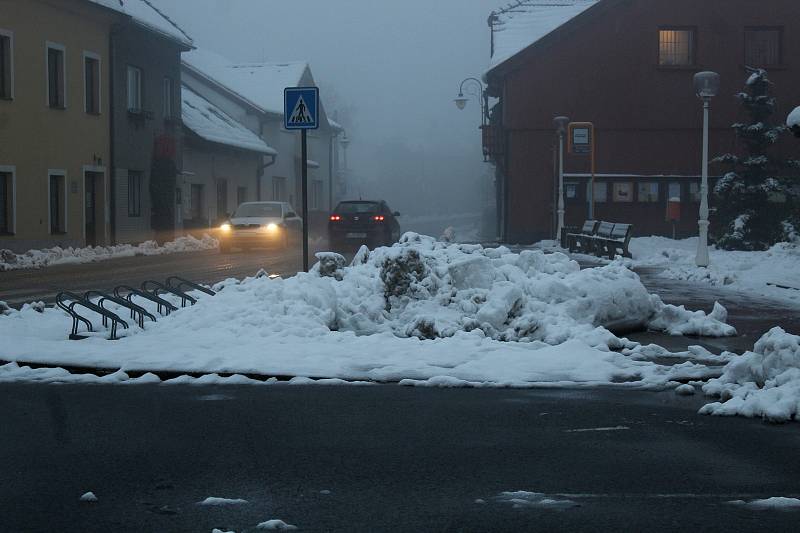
[693, 71, 720, 268]
[554, 115, 570, 244]
[454, 77, 488, 126]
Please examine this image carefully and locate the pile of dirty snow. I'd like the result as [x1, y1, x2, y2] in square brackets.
[0, 234, 734, 386]
[0, 234, 218, 271]
[701, 328, 800, 422]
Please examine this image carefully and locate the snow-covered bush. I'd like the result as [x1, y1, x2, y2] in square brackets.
[701, 327, 800, 422]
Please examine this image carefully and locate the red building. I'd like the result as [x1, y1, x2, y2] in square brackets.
[484, 0, 800, 243]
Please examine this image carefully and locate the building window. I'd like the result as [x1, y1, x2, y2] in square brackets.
[613, 182, 633, 202]
[190, 184, 204, 221]
[668, 183, 682, 202]
[638, 182, 659, 202]
[84, 53, 100, 114]
[745, 28, 782, 67]
[689, 182, 701, 202]
[0, 30, 13, 99]
[0, 170, 13, 234]
[162, 77, 174, 119]
[47, 43, 66, 108]
[565, 182, 578, 200]
[658, 29, 694, 66]
[127, 65, 142, 112]
[272, 177, 287, 202]
[237, 186, 247, 206]
[128, 171, 142, 217]
[311, 180, 323, 210]
[49, 173, 66, 234]
[590, 182, 607, 203]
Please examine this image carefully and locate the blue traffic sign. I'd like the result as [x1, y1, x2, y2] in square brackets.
[284, 87, 320, 130]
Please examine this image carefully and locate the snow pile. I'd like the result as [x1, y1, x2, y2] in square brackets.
[0, 234, 735, 387]
[701, 328, 800, 422]
[0, 234, 218, 271]
[256, 519, 298, 530]
[496, 491, 578, 510]
[79, 492, 98, 503]
[197, 497, 248, 506]
[728, 497, 800, 510]
[626, 237, 800, 303]
[789, 107, 800, 128]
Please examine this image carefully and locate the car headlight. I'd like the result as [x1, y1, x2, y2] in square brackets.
[264, 223, 279, 232]
[220, 223, 231, 232]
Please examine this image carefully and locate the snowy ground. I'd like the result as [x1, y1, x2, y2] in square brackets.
[3, 233, 799, 421]
[0, 234, 218, 272]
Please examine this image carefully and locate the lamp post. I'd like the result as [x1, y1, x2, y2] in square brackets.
[693, 71, 720, 268]
[554, 116, 570, 244]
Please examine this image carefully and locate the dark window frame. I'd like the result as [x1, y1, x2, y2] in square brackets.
[49, 173, 66, 234]
[126, 65, 143, 112]
[162, 76, 174, 119]
[46, 43, 66, 109]
[0, 171, 12, 234]
[84, 53, 101, 114]
[744, 27, 783, 67]
[128, 171, 142, 217]
[0, 30, 13, 100]
[657, 27, 697, 68]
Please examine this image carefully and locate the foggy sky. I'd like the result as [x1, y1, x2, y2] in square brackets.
[158, 0, 501, 214]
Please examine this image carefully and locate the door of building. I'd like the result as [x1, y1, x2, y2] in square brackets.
[84, 172, 98, 247]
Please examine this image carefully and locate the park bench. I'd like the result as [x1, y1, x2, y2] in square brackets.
[567, 220, 599, 253]
[595, 223, 634, 259]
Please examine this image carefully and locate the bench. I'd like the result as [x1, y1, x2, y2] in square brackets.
[594, 223, 633, 259]
[567, 220, 599, 253]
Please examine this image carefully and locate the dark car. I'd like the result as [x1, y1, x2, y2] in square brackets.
[328, 200, 402, 249]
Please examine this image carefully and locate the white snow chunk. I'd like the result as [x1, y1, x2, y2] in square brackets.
[497, 491, 578, 509]
[79, 492, 98, 502]
[475, 498, 487, 504]
[197, 497, 248, 506]
[701, 328, 800, 422]
[319, 490, 332, 495]
[728, 497, 800, 510]
[256, 519, 298, 530]
[212, 529, 235, 533]
[788, 107, 800, 128]
[564, 426, 630, 433]
[675, 384, 696, 396]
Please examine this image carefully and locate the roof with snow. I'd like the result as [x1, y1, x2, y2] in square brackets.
[87, 0, 193, 47]
[182, 85, 277, 155]
[183, 49, 308, 116]
[488, 0, 599, 74]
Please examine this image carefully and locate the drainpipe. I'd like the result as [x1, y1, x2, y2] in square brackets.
[328, 132, 337, 211]
[108, 24, 120, 244]
[256, 118, 276, 200]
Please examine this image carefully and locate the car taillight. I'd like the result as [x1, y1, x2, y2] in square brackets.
[330, 215, 341, 221]
[373, 215, 385, 222]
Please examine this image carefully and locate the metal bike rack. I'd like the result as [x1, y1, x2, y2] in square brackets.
[56, 291, 129, 340]
[141, 280, 197, 308]
[114, 285, 178, 316]
[84, 290, 157, 329]
[166, 276, 216, 297]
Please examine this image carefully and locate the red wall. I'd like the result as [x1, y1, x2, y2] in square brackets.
[490, 0, 800, 243]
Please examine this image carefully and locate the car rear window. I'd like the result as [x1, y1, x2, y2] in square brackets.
[234, 204, 282, 218]
[336, 202, 381, 214]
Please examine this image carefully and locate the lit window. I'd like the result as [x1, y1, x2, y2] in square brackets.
[84, 54, 100, 114]
[659, 29, 694, 66]
[47, 44, 66, 108]
[613, 182, 633, 203]
[638, 182, 659, 203]
[0, 30, 13, 99]
[127, 66, 142, 112]
[745, 28, 781, 67]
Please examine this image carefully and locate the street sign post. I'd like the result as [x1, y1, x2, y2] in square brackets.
[568, 122, 596, 219]
[284, 87, 320, 273]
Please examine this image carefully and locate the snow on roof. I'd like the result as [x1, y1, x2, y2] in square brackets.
[184, 49, 308, 116]
[488, 0, 599, 73]
[788, 106, 800, 129]
[87, 0, 193, 47]
[182, 85, 277, 155]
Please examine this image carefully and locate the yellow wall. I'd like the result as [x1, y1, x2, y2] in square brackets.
[0, 0, 114, 251]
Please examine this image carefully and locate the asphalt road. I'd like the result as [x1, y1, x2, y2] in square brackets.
[1, 385, 799, 532]
[0, 248, 305, 308]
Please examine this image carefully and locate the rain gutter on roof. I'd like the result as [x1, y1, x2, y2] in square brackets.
[486, 0, 610, 80]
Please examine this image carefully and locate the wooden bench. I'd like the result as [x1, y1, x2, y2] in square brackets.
[567, 220, 599, 253]
[595, 223, 633, 259]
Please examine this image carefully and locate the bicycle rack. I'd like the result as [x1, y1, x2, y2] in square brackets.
[166, 276, 216, 297]
[56, 291, 129, 340]
[141, 280, 197, 308]
[114, 285, 178, 316]
[84, 290, 157, 329]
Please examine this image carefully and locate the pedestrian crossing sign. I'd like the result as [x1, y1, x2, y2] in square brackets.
[284, 87, 320, 130]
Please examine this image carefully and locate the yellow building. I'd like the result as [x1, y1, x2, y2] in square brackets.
[0, 0, 116, 252]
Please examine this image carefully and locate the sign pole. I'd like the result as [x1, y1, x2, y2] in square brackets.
[301, 129, 309, 273]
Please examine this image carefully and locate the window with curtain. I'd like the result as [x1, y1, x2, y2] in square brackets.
[745, 28, 782, 66]
[659, 29, 695, 66]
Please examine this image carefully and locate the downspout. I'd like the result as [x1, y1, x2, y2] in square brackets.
[256, 118, 276, 200]
[328, 132, 336, 211]
[108, 24, 120, 244]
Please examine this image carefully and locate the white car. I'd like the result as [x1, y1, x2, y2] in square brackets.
[218, 201, 302, 253]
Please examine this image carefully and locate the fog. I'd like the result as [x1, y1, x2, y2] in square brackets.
[158, 0, 499, 217]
